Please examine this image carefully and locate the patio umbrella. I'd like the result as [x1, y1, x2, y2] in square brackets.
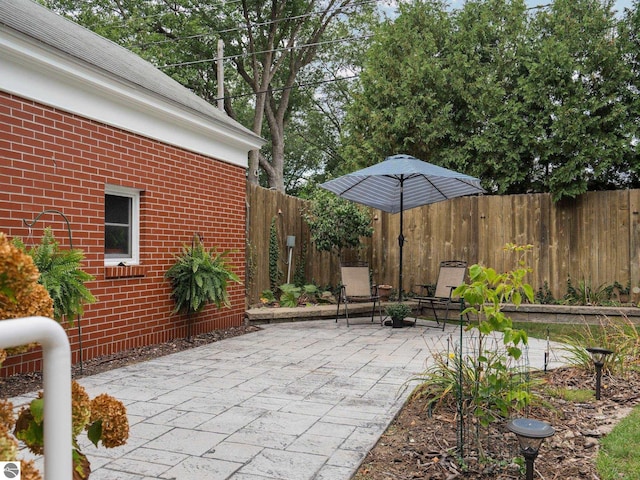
[320, 154, 485, 300]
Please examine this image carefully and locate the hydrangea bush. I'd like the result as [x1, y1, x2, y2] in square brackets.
[0, 232, 129, 479]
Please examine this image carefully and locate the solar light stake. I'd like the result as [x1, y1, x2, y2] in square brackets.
[586, 347, 614, 400]
[507, 418, 555, 480]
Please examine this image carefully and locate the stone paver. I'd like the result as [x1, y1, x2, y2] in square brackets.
[12, 318, 567, 479]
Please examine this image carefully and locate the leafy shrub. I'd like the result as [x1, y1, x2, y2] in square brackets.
[279, 283, 301, 307]
[412, 244, 535, 458]
[165, 235, 240, 315]
[14, 228, 95, 323]
[260, 289, 277, 305]
[412, 337, 536, 434]
[535, 281, 556, 304]
[455, 244, 532, 361]
[293, 240, 308, 287]
[0, 232, 128, 479]
[560, 315, 640, 375]
[268, 218, 282, 291]
[303, 188, 373, 258]
[564, 276, 617, 306]
[384, 302, 412, 320]
[278, 283, 321, 307]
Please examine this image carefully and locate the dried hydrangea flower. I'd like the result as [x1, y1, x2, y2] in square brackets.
[14, 406, 43, 456]
[0, 233, 53, 320]
[71, 381, 91, 437]
[0, 423, 19, 461]
[89, 394, 129, 448]
[20, 459, 43, 480]
[0, 232, 54, 363]
[0, 399, 15, 430]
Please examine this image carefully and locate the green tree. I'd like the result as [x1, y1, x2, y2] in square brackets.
[341, 0, 456, 173]
[617, 0, 640, 184]
[342, 0, 529, 177]
[342, 0, 637, 200]
[303, 188, 373, 259]
[520, 0, 636, 200]
[42, 0, 378, 193]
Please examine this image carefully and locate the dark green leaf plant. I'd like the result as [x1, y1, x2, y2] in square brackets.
[165, 235, 241, 316]
[14, 228, 95, 324]
[302, 188, 373, 260]
[278, 283, 321, 307]
[384, 302, 412, 320]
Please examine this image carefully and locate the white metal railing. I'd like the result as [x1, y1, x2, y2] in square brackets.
[0, 316, 71, 479]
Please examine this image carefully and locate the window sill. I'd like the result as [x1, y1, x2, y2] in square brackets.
[104, 265, 147, 279]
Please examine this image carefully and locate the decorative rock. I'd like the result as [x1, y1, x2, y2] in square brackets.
[583, 437, 599, 449]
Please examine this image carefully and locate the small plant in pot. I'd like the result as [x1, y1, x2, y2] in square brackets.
[385, 302, 412, 328]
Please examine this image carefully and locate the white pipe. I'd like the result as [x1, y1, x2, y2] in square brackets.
[287, 246, 293, 284]
[0, 316, 72, 480]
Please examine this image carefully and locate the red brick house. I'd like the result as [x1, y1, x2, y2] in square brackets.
[0, 0, 265, 375]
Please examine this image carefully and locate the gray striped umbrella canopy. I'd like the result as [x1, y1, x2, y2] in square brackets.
[320, 154, 485, 301]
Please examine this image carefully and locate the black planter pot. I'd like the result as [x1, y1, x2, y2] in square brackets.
[392, 316, 404, 328]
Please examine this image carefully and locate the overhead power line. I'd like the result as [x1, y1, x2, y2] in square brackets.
[86, 0, 379, 39]
[216, 74, 360, 101]
[136, 0, 380, 47]
[158, 34, 374, 69]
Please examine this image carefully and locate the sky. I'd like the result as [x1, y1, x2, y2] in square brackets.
[525, 0, 635, 16]
[383, 1, 636, 18]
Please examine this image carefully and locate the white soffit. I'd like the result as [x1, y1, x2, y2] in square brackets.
[0, 21, 264, 168]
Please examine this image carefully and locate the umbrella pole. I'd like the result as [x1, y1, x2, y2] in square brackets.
[398, 178, 405, 302]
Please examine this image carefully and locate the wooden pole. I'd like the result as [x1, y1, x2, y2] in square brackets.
[217, 39, 224, 111]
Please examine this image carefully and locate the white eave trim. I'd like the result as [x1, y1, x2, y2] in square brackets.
[0, 29, 265, 168]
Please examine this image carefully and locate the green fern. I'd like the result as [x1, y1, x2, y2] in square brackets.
[15, 228, 95, 323]
[165, 236, 241, 315]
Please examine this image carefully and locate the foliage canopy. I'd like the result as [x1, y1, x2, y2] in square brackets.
[342, 0, 639, 201]
[303, 188, 373, 258]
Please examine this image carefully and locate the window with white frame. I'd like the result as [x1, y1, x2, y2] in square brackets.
[105, 185, 140, 265]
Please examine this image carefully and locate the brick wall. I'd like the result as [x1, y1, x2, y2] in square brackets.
[0, 92, 248, 376]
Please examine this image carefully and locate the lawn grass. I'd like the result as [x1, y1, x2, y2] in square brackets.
[512, 321, 581, 342]
[546, 386, 594, 402]
[432, 319, 582, 342]
[597, 404, 640, 479]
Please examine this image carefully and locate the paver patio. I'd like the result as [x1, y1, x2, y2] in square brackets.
[11, 318, 566, 480]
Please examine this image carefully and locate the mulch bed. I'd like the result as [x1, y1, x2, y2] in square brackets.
[355, 367, 640, 479]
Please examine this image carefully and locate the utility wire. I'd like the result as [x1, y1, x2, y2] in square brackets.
[159, 34, 374, 69]
[216, 74, 359, 101]
[137, 0, 380, 48]
[85, 0, 379, 39]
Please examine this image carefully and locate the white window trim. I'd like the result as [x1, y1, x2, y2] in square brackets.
[105, 184, 140, 266]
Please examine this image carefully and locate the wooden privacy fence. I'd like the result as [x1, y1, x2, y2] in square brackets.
[246, 185, 640, 305]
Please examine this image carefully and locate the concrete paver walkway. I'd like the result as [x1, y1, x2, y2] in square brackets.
[12, 318, 566, 480]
